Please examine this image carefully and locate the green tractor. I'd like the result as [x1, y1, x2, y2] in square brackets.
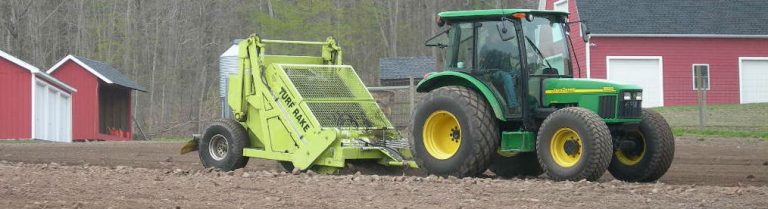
[409, 9, 674, 181]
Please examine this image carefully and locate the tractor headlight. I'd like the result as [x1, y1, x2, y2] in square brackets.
[623, 92, 632, 100]
[635, 92, 642, 100]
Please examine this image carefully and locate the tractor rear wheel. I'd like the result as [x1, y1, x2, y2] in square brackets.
[489, 152, 544, 178]
[608, 109, 675, 182]
[410, 86, 498, 178]
[536, 107, 612, 181]
[198, 119, 250, 171]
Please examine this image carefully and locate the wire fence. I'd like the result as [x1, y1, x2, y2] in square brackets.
[368, 78, 425, 132]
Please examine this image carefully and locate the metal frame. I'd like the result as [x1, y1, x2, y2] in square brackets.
[221, 35, 414, 171]
[738, 57, 768, 104]
[606, 56, 664, 107]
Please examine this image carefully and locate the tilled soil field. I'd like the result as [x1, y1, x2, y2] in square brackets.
[0, 136, 766, 208]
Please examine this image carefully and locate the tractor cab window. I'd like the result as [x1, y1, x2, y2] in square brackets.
[445, 23, 475, 71]
[476, 21, 521, 71]
[521, 15, 571, 76]
[522, 15, 571, 108]
[475, 21, 523, 115]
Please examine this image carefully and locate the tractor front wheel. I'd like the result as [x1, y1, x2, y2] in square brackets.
[608, 109, 675, 182]
[410, 86, 498, 178]
[536, 107, 613, 181]
[199, 119, 250, 171]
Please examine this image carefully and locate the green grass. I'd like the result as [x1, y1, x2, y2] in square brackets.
[653, 103, 768, 140]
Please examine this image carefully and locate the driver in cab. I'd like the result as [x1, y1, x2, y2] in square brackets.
[477, 24, 521, 109]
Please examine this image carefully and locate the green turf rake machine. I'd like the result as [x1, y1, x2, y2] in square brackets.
[180, 34, 416, 174]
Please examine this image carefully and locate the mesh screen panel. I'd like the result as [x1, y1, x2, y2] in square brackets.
[277, 64, 392, 128]
[283, 65, 369, 100]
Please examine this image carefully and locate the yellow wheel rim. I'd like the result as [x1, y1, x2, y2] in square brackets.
[550, 128, 582, 168]
[422, 110, 461, 160]
[616, 133, 646, 166]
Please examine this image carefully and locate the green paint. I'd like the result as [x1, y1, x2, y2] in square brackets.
[416, 71, 507, 121]
[500, 131, 536, 152]
[543, 78, 643, 122]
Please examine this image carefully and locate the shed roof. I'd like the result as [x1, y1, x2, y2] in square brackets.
[0, 49, 76, 92]
[48, 55, 146, 92]
[379, 57, 436, 80]
[577, 0, 768, 36]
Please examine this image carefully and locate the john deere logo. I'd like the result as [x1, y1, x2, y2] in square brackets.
[545, 87, 617, 94]
[546, 88, 577, 94]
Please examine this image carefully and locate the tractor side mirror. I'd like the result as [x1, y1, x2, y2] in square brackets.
[580, 22, 591, 43]
[497, 20, 515, 41]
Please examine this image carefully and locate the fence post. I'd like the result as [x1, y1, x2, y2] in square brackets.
[696, 67, 706, 130]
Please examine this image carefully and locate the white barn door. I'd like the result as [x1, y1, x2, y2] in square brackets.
[740, 58, 768, 103]
[607, 56, 664, 107]
[33, 80, 72, 142]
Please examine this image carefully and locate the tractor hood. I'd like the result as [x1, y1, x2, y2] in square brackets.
[544, 78, 642, 94]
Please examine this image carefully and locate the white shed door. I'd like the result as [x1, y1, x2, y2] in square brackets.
[33, 81, 72, 142]
[607, 57, 664, 107]
[740, 59, 768, 103]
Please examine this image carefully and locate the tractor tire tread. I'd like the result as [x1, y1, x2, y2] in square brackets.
[639, 109, 675, 182]
[410, 86, 498, 177]
[199, 119, 249, 171]
[537, 107, 612, 181]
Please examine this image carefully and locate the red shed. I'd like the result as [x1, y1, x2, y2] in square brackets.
[545, 0, 768, 106]
[48, 55, 145, 141]
[0, 50, 76, 142]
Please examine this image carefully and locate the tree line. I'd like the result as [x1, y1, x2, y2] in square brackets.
[0, 0, 537, 137]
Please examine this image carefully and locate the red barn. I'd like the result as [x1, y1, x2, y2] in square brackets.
[545, 0, 768, 106]
[48, 55, 145, 141]
[0, 50, 76, 142]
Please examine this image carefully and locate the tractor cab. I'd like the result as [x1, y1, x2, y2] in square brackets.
[425, 9, 573, 120]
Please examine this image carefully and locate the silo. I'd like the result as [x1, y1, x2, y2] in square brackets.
[219, 40, 241, 118]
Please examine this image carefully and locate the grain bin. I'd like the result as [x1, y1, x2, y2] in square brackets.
[219, 40, 240, 118]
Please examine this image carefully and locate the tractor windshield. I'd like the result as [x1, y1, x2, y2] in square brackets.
[521, 15, 571, 76]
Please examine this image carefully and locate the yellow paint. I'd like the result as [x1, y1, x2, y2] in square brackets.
[615, 133, 646, 166]
[544, 87, 617, 94]
[422, 110, 461, 160]
[550, 128, 582, 168]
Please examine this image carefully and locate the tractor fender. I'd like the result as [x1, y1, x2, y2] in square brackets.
[416, 71, 506, 121]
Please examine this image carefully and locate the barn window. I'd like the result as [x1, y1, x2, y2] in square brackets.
[692, 64, 710, 90]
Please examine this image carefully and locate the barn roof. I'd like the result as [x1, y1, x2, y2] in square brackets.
[0, 49, 76, 92]
[48, 55, 146, 92]
[379, 57, 436, 80]
[577, 0, 768, 37]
